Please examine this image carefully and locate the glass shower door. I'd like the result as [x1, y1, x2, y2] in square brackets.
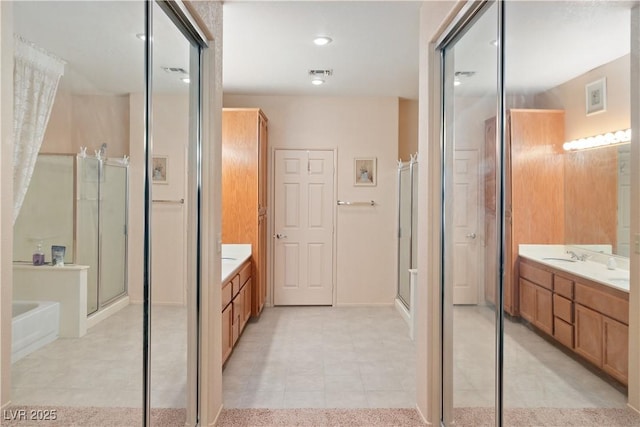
[77, 156, 101, 315]
[100, 161, 128, 305]
[398, 164, 412, 306]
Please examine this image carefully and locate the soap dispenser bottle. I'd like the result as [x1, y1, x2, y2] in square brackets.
[32, 242, 45, 266]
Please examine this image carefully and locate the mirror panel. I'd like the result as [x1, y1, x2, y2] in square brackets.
[503, 1, 631, 421]
[441, 3, 499, 425]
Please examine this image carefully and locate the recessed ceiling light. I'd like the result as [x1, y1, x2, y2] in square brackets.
[311, 78, 325, 86]
[181, 77, 190, 84]
[313, 36, 332, 46]
[136, 33, 146, 41]
[454, 78, 461, 86]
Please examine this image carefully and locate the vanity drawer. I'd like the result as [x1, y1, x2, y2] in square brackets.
[222, 280, 232, 310]
[575, 283, 628, 325]
[520, 261, 552, 290]
[231, 274, 241, 298]
[239, 261, 252, 286]
[553, 275, 573, 298]
[554, 317, 574, 348]
[553, 294, 573, 323]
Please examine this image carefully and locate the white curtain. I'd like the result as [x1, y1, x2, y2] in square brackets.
[13, 35, 65, 224]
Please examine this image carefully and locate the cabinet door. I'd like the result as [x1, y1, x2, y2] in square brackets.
[232, 300, 241, 345]
[243, 278, 252, 326]
[253, 214, 267, 315]
[535, 286, 553, 335]
[575, 304, 603, 367]
[603, 316, 628, 384]
[222, 304, 233, 364]
[258, 116, 268, 213]
[519, 278, 536, 324]
[484, 212, 496, 306]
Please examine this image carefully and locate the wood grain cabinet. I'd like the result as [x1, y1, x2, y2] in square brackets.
[222, 259, 253, 365]
[518, 258, 629, 385]
[518, 260, 553, 335]
[222, 108, 269, 318]
[484, 110, 565, 314]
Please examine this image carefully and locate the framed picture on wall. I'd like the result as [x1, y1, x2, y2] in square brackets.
[152, 155, 168, 184]
[354, 157, 376, 186]
[586, 77, 607, 116]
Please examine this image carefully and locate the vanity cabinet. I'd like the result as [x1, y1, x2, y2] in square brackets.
[484, 110, 565, 314]
[518, 262, 553, 335]
[222, 259, 252, 365]
[518, 257, 629, 385]
[222, 108, 269, 317]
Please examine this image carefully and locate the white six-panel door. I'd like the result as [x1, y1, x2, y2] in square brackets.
[453, 149, 479, 305]
[274, 149, 334, 305]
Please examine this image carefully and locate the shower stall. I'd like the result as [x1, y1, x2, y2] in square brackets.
[397, 156, 418, 310]
[13, 153, 129, 316]
[76, 155, 128, 314]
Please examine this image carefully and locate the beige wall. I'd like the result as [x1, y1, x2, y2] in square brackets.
[224, 94, 399, 305]
[0, 0, 13, 409]
[128, 94, 189, 305]
[399, 98, 419, 161]
[536, 54, 630, 141]
[41, 90, 130, 157]
[628, 6, 639, 413]
[416, 0, 463, 424]
[186, 2, 224, 424]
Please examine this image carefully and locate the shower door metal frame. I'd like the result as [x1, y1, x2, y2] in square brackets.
[436, 1, 507, 426]
[396, 157, 419, 309]
[98, 159, 129, 309]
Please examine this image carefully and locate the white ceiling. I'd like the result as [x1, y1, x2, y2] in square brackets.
[10, 1, 635, 100]
[222, 1, 422, 99]
[453, 1, 631, 94]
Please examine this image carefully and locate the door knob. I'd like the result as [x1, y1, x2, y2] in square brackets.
[466, 232, 477, 239]
[274, 233, 287, 239]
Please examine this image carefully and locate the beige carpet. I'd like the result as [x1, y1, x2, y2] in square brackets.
[4, 406, 640, 426]
[1, 406, 185, 427]
[454, 407, 640, 427]
[216, 408, 424, 426]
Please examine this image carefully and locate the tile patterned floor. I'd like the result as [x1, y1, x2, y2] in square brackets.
[222, 306, 416, 409]
[10, 302, 627, 412]
[453, 306, 627, 408]
[11, 304, 187, 408]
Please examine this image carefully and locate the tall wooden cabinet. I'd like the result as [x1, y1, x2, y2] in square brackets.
[483, 109, 565, 315]
[222, 108, 268, 317]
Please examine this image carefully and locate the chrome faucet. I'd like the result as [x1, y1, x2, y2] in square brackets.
[566, 250, 588, 261]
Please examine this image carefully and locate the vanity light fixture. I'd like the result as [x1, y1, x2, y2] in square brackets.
[563, 128, 631, 151]
[181, 77, 190, 84]
[311, 78, 325, 86]
[313, 36, 332, 46]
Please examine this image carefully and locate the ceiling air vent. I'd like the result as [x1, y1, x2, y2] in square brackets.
[308, 69, 333, 77]
[162, 67, 188, 75]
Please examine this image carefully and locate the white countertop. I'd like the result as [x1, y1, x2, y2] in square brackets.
[13, 262, 90, 271]
[221, 244, 251, 283]
[519, 245, 629, 293]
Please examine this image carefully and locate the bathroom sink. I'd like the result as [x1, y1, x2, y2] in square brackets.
[542, 257, 577, 262]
